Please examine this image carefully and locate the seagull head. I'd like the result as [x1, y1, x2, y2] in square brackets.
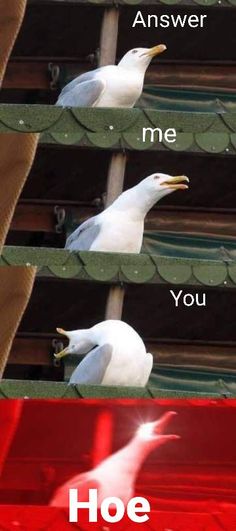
[136, 411, 180, 448]
[118, 45, 167, 72]
[54, 328, 94, 359]
[140, 172, 189, 200]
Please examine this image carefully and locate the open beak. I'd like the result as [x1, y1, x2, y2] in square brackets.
[137, 411, 180, 441]
[161, 175, 189, 190]
[153, 411, 180, 441]
[54, 328, 69, 359]
[54, 348, 70, 359]
[144, 44, 167, 58]
[153, 411, 177, 435]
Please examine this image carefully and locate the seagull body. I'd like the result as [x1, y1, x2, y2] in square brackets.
[56, 45, 166, 108]
[54, 320, 153, 387]
[50, 411, 179, 508]
[66, 173, 189, 253]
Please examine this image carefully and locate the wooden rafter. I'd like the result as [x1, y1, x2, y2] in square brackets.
[3, 60, 236, 92]
[10, 201, 236, 237]
[9, 334, 236, 372]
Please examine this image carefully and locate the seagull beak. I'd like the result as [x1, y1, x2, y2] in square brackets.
[161, 175, 189, 190]
[153, 411, 180, 441]
[144, 44, 167, 58]
[56, 327, 67, 336]
[54, 347, 70, 360]
[54, 327, 69, 359]
[153, 411, 177, 434]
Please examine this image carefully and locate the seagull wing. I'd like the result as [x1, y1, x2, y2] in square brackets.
[141, 353, 153, 386]
[65, 216, 101, 251]
[50, 473, 100, 507]
[69, 344, 112, 385]
[56, 70, 106, 107]
[57, 69, 103, 99]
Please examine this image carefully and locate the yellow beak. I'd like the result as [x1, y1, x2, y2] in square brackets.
[54, 327, 69, 359]
[56, 327, 67, 336]
[54, 348, 69, 360]
[161, 175, 189, 190]
[145, 44, 167, 58]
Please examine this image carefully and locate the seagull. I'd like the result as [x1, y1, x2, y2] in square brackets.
[54, 320, 153, 387]
[50, 411, 180, 508]
[56, 44, 166, 108]
[65, 173, 189, 253]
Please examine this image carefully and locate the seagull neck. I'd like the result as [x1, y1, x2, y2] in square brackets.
[118, 60, 147, 78]
[106, 436, 155, 478]
[89, 326, 106, 347]
[109, 186, 158, 219]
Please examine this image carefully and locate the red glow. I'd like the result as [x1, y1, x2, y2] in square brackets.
[0, 398, 235, 530]
[92, 410, 113, 467]
[0, 400, 22, 475]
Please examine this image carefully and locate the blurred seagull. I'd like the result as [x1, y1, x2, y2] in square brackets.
[50, 411, 180, 508]
[56, 44, 166, 108]
[54, 320, 153, 387]
[66, 173, 189, 253]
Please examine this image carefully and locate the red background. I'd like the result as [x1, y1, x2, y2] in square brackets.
[0, 398, 236, 530]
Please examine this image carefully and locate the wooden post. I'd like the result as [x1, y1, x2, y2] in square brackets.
[105, 152, 126, 319]
[105, 285, 125, 321]
[99, 8, 119, 68]
[99, 6, 127, 320]
[105, 151, 127, 208]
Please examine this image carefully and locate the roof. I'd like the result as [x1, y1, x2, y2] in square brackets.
[1, 369, 236, 398]
[29, 0, 236, 7]
[2, 246, 236, 288]
[0, 105, 236, 154]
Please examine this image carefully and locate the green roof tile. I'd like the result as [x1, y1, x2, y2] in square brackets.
[1, 246, 236, 288]
[30, 0, 236, 6]
[0, 379, 233, 399]
[0, 105, 235, 153]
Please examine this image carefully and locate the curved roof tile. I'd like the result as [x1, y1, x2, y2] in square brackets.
[33, 0, 236, 6]
[1, 246, 236, 287]
[0, 106, 235, 153]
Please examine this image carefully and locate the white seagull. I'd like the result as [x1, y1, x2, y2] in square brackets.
[50, 411, 180, 507]
[56, 44, 166, 108]
[66, 173, 189, 253]
[54, 320, 153, 387]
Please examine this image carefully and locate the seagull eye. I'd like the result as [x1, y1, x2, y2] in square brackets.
[154, 175, 160, 179]
[132, 50, 138, 54]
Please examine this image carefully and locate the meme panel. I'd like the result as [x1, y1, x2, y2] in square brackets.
[0, 0, 236, 529]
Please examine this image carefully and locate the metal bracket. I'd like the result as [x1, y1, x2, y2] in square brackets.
[220, 245, 234, 263]
[92, 195, 104, 208]
[52, 339, 64, 367]
[48, 62, 60, 90]
[87, 48, 100, 67]
[54, 205, 66, 234]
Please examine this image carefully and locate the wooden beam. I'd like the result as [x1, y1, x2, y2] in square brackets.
[2, 61, 49, 89]
[11, 203, 55, 232]
[145, 63, 236, 93]
[147, 209, 236, 238]
[9, 335, 236, 371]
[148, 341, 236, 372]
[3, 60, 236, 91]
[10, 201, 236, 237]
[9, 336, 54, 366]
